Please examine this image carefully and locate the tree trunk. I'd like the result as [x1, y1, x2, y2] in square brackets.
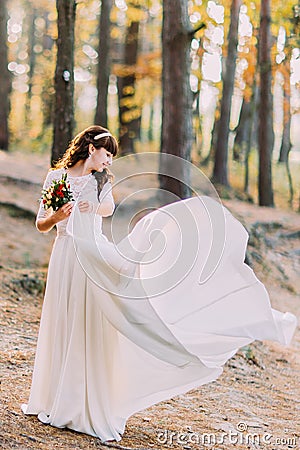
[51, 0, 76, 166]
[244, 80, 258, 193]
[41, 11, 55, 131]
[95, 0, 113, 128]
[117, 19, 140, 155]
[43, 10, 55, 51]
[0, 0, 11, 150]
[258, 0, 274, 206]
[233, 97, 251, 162]
[148, 103, 154, 142]
[194, 91, 203, 161]
[278, 57, 292, 163]
[202, 97, 221, 167]
[160, 0, 199, 200]
[25, 8, 38, 125]
[212, 0, 241, 186]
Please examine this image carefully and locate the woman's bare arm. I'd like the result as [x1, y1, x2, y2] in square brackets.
[36, 202, 73, 233]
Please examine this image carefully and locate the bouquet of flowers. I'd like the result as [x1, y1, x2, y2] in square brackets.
[41, 173, 73, 211]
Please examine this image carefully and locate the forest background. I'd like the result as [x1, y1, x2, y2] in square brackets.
[1, 2, 300, 448]
[0, 0, 300, 210]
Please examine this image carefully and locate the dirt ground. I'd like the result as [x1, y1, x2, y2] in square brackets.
[0, 150, 299, 450]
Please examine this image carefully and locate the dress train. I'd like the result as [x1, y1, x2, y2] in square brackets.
[22, 172, 297, 442]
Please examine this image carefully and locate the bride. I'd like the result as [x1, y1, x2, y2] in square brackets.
[22, 125, 297, 442]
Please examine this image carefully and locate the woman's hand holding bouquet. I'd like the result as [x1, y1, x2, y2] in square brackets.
[40, 173, 74, 223]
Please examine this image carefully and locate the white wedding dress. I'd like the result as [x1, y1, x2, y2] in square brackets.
[22, 168, 297, 442]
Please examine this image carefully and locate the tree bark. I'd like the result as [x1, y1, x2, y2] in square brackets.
[148, 103, 154, 142]
[258, 0, 274, 206]
[233, 97, 251, 162]
[51, 0, 76, 166]
[0, 0, 11, 150]
[41, 11, 55, 131]
[117, 18, 140, 155]
[95, 0, 113, 128]
[202, 97, 221, 167]
[278, 57, 292, 163]
[160, 0, 199, 200]
[244, 80, 258, 193]
[194, 91, 203, 161]
[212, 0, 241, 186]
[25, 8, 38, 125]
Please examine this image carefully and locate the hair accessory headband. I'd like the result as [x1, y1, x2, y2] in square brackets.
[94, 132, 112, 140]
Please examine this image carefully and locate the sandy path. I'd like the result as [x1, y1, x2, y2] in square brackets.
[0, 150, 299, 449]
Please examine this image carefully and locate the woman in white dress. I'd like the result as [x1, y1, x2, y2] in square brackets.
[22, 125, 297, 442]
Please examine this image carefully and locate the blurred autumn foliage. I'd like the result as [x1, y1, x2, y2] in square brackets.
[1, 0, 300, 208]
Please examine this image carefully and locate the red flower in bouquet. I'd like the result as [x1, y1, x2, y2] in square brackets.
[40, 173, 73, 211]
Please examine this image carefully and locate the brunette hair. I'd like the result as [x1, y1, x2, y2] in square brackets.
[54, 125, 118, 199]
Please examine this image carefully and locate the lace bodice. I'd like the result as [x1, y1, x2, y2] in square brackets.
[36, 168, 115, 236]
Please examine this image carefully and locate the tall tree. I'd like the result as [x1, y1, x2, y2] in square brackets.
[51, 0, 76, 166]
[117, 5, 141, 155]
[212, 0, 241, 186]
[244, 81, 259, 194]
[25, 7, 38, 125]
[0, 0, 11, 150]
[278, 56, 292, 163]
[41, 10, 55, 132]
[232, 97, 251, 162]
[160, 0, 204, 199]
[95, 0, 113, 128]
[258, 0, 274, 206]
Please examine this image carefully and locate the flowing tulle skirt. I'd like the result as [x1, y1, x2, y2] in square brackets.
[22, 195, 297, 441]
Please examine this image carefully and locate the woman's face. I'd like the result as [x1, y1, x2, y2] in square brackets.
[89, 146, 113, 172]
